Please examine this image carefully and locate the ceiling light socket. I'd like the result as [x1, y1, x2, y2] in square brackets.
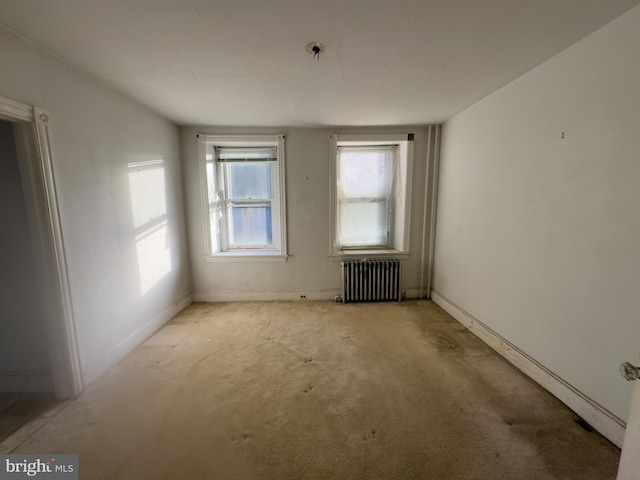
[306, 42, 325, 56]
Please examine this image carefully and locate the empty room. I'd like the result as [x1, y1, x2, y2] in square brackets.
[0, 1, 639, 478]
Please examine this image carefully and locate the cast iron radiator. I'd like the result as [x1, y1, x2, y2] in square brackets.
[340, 259, 402, 303]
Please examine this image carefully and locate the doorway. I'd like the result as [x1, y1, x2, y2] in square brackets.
[0, 119, 60, 442]
[0, 96, 82, 412]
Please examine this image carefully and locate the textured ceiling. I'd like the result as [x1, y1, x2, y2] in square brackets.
[0, 0, 638, 126]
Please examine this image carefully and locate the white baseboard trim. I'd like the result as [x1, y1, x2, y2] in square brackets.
[0, 373, 54, 392]
[82, 293, 192, 385]
[193, 290, 341, 302]
[431, 289, 626, 448]
[193, 288, 432, 303]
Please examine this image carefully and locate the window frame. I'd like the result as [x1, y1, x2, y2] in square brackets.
[198, 134, 288, 262]
[336, 144, 398, 249]
[329, 133, 414, 260]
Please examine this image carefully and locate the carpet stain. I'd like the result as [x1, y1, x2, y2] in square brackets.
[431, 330, 460, 351]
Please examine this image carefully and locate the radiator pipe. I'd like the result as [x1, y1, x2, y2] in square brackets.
[426, 125, 441, 299]
[419, 127, 433, 299]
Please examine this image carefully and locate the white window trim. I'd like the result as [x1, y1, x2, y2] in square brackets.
[329, 133, 414, 260]
[198, 134, 288, 262]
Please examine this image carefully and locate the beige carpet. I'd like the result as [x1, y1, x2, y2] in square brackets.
[6, 301, 620, 479]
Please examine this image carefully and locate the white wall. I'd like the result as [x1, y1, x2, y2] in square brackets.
[0, 27, 192, 386]
[434, 6, 640, 422]
[0, 120, 52, 391]
[181, 126, 437, 300]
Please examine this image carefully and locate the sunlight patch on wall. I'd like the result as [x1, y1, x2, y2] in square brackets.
[128, 159, 171, 295]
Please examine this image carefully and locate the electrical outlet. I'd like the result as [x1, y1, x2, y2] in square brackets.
[300, 295, 307, 299]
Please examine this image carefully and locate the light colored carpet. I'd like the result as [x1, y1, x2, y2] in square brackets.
[7, 301, 620, 479]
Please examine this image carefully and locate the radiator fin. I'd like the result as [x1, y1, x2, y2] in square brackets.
[341, 259, 402, 303]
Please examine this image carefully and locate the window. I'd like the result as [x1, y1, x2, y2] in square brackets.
[198, 134, 287, 261]
[330, 134, 413, 258]
[337, 145, 396, 248]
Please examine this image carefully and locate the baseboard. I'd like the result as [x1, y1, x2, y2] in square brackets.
[194, 288, 430, 303]
[0, 373, 54, 392]
[82, 293, 192, 385]
[193, 290, 341, 302]
[431, 289, 626, 448]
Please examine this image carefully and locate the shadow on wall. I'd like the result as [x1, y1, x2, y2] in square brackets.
[127, 159, 172, 296]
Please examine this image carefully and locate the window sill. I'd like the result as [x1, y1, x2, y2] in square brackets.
[205, 252, 288, 263]
[329, 250, 411, 262]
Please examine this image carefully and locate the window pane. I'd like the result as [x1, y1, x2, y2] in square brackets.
[228, 204, 273, 246]
[338, 148, 393, 198]
[339, 200, 388, 246]
[226, 162, 272, 199]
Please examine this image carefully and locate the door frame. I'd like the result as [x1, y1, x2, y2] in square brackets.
[0, 94, 83, 399]
[617, 355, 640, 479]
